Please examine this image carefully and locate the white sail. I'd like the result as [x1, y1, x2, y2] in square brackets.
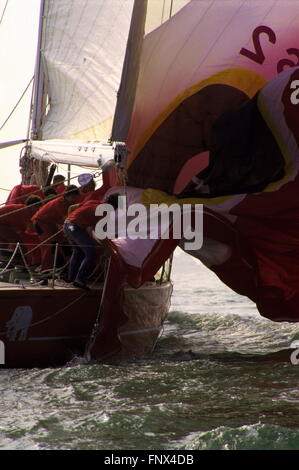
[31, 0, 190, 167]
[39, 0, 136, 140]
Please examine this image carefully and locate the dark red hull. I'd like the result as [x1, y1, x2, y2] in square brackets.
[0, 282, 172, 368]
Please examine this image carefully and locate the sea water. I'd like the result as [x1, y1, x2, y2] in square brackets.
[1, 248, 299, 451]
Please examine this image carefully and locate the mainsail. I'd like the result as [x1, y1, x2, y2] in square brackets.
[30, 0, 137, 167]
[30, 0, 189, 167]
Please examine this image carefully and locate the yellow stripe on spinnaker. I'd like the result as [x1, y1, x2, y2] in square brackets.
[129, 68, 267, 166]
[141, 188, 234, 207]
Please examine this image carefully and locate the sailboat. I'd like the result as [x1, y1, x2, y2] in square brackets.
[1, 0, 299, 368]
[0, 0, 185, 368]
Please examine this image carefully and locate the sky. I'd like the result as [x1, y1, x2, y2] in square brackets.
[0, 0, 40, 201]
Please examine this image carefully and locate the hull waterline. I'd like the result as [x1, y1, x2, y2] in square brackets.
[0, 281, 172, 368]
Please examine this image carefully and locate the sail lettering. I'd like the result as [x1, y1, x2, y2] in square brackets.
[240, 26, 299, 74]
[290, 80, 299, 105]
[277, 48, 299, 73]
[240, 25, 276, 65]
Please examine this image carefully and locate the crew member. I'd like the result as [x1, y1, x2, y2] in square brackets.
[77, 173, 96, 203]
[81, 171, 112, 203]
[32, 185, 80, 272]
[43, 187, 58, 201]
[63, 194, 119, 289]
[0, 196, 43, 251]
[6, 184, 44, 205]
[51, 174, 66, 194]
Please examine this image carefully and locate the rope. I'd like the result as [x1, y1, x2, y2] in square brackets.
[0, 0, 8, 26]
[25, 227, 64, 256]
[0, 228, 65, 279]
[0, 225, 105, 282]
[18, 243, 34, 278]
[0, 241, 99, 248]
[0, 180, 96, 216]
[0, 77, 34, 131]
[0, 198, 45, 219]
[0, 169, 102, 207]
[51, 243, 59, 288]
[0, 242, 20, 275]
[3, 263, 107, 331]
[84, 256, 111, 361]
[169, 0, 174, 18]
[0, 231, 66, 276]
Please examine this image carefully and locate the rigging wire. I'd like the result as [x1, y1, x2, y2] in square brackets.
[0, 76, 34, 132]
[161, 0, 166, 23]
[0, 167, 102, 207]
[26, 69, 37, 141]
[169, 0, 174, 18]
[0, 0, 8, 26]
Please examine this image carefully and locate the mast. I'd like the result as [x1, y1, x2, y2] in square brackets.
[21, 0, 49, 186]
[31, 0, 45, 140]
[111, 0, 184, 144]
[111, 0, 148, 142]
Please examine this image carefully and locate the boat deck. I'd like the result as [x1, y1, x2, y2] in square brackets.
[0, 282, 102, 291]
[0, 279, 164, 291]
